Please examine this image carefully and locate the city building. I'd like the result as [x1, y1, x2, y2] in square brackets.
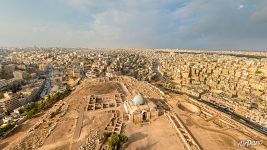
[0, 79, 8, 90]
[0, 92, 21, 112]
[13, 71, 27, 80]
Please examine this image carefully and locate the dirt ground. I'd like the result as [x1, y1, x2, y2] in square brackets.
[2, 76, 266, 150]
[38, 80, 123, 150]
[0, 114, 42, 149]
[166, 93, 267, 150]
[0, 76, 164, 150]
[124, 117, 186, 150]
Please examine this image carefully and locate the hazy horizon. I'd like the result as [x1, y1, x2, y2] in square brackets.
[1, 0, 267, 50]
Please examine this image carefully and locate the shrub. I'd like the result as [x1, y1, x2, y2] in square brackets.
[23, 88, 71, 120]
[103, 132, 111, 139]
[0, 123, 15, 137]
[108, 134, 119, 150]
[108, 134, 128, 150]
[119, 134, 128, 144]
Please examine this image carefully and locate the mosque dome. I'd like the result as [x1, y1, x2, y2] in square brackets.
[132, 95, 145, 106]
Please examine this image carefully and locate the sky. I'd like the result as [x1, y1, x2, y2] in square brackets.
[0, 0, 267, 50]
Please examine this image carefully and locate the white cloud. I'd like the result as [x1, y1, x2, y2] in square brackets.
[239, 4, 244, 9]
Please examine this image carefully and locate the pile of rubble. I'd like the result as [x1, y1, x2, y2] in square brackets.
[79, 131, 100, 150]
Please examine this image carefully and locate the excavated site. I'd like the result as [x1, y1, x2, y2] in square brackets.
[1, 76, 267, 150]
[167, 94, 267, 150]
[0, 76, 178, 150]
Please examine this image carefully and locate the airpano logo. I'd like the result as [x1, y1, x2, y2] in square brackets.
[237, 139, 263, 147]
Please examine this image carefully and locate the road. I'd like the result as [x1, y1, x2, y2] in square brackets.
[40, 67, 52, 99]
[151, 59, 173, 84]
[200, 99, 267, 136]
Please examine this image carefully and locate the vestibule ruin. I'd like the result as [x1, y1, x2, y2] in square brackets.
[124, 94, 159, 124]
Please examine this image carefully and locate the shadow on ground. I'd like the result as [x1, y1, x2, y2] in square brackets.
[128, 132, 148, 143]
[0, 141, 9, 149]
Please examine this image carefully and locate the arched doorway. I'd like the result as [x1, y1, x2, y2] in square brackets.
[142, 111, 147, 121]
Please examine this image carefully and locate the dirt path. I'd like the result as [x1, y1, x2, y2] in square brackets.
[72, 99, 86, 140]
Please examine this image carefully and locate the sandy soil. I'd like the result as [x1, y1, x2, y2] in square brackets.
[167, 93, 267, 150]
[0, 76, 164, 150]
[124, 117, 186, 150]
[0, 115, 42, 149]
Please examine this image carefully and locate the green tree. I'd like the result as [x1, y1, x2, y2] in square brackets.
[108, 134, 119, 150]
[108, 134, 128, 150]
[119, 134, 128, 145]
[26, 110, 35, 119]
[22, 88, 72, 121]
[0, 123, 15, 136]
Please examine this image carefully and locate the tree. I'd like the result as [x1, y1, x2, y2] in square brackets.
[0, 123, 15, 136]
[18, 108, 24, 114]
[119, 134, 128, 145]
[10, 83, 22, 93]
[108, 134, 128, 150]
[108, 134, 119, 150]
[0, 68, 5, 78]
[103, 132, 111, 140]
[0, 92, 4, 99]
[26, 110, 34, 119]
[4, 111, 10, 116]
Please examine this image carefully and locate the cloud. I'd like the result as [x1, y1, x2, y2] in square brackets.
[251, 1, 267, 23]
[32, 26, 48, 32]
[59, 0, 267, 49]
[167, 0, 267, 49]
[0, 0, 267, 50]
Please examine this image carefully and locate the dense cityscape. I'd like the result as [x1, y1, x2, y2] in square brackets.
[0, 48, 266, 150]
[1, 0, 267, 149]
